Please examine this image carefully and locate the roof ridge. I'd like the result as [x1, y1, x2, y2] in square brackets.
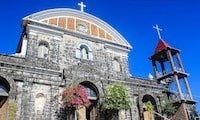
[155, 39, 171, 53]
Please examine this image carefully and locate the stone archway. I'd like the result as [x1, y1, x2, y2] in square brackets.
[142, 95, 157, 111]
[0, 75, 11, 120]
[142, 95, 158, 120]
[79, 81, 99, 120]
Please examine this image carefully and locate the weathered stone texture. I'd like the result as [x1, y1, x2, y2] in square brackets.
[0, 9, 166, 120]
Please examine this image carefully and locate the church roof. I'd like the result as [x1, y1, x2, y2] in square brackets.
[22, 8, 132, 49]
[150, 39, 180, 62]
[154, 39, 171, 54]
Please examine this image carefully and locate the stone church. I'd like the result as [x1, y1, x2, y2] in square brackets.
[0, 2, 197, 120]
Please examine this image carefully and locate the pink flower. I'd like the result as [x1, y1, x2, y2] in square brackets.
[60, 85, 91, 108]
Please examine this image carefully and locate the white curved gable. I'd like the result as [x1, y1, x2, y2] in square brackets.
[23, 8, 132, 49]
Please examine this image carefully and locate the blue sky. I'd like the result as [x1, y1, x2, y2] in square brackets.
[0, 0, 200, 112]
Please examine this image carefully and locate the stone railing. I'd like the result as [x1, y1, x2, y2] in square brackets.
[0, 53, 60, 70]
[0, 54, 25, 64]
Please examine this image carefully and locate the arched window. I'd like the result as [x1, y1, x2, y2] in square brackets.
[80, 45, 89, 59]
[35, 93, 45, 114]
[38, 41, 49, 58]
[76, 44, 93, 60]
[113, 58, 121, 72]
[80, 82, 98, 100]
[84, 85, 97, 99]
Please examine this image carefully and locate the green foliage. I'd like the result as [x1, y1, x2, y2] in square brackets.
[102, 83, 132, 111]
[162, 98, 176, 117]
[145, 101, 154, 113]
[8, 100, 17, 120]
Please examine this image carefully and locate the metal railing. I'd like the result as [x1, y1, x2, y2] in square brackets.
[153, 111, 170, 120]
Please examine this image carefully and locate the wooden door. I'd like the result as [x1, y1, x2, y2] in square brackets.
[86, 100, 97, 120]
[90, 105, 97, 120]
[0, 98, 8, 120]
[78, 106, 86, 120]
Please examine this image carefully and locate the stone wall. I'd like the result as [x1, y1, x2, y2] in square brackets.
[0, 53, 62, 120]
[0, 16, 165, 120]
[0, 55, 164, 120]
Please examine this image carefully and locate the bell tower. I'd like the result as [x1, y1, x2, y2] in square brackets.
[150, 39, 193, 101]
[149, 25, 196, 119]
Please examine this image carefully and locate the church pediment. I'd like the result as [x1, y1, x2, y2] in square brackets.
[23, 8, 132, 49]
[41, 17, 114, 41]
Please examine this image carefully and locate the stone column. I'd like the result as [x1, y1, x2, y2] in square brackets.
[21, 81, 33, 120]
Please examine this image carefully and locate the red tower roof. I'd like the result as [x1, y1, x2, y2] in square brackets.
[154, 39, 171, 54]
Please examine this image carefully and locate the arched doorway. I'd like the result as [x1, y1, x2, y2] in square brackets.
[80, 81, 99, 120]
[142, 95, 158, 120]
[142, 95, 157, 111]
[0, 76, 10, 120]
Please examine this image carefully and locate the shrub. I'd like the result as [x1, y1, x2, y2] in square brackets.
[162, 99, 176, 117]
[60, 84, 91, 109]
[145, 101, 154, 113]
[102, 83, 132, 111]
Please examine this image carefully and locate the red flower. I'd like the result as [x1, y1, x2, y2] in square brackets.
[61, 85, 91, 108]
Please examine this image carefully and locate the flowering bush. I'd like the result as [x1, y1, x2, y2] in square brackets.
[60, 85, 91, 109]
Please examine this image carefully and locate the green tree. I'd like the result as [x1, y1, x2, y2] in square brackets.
[162, 98, 176, 117]
[102, 83, 132, 110]
[102, 83, 132, 120]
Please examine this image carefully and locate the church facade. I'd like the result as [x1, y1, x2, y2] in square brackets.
[0, 5, 196, 120]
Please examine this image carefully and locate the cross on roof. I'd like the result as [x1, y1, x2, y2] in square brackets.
[78, 1, 86, 12]
[153, 24, 163, 39]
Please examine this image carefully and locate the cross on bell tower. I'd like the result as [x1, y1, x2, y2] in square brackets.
[153, 24, 162, 39]
[149, 25, 196, 119]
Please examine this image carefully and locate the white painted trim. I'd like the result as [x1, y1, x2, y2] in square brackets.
[53, 36, 61, 41]
[23, 8, 132, 49]
[29, 31, 37, 36]
[21, 39, 27, 56]
[27, 18, 131, 52]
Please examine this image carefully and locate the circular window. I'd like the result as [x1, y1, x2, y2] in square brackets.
[77, 23, 88, 33]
